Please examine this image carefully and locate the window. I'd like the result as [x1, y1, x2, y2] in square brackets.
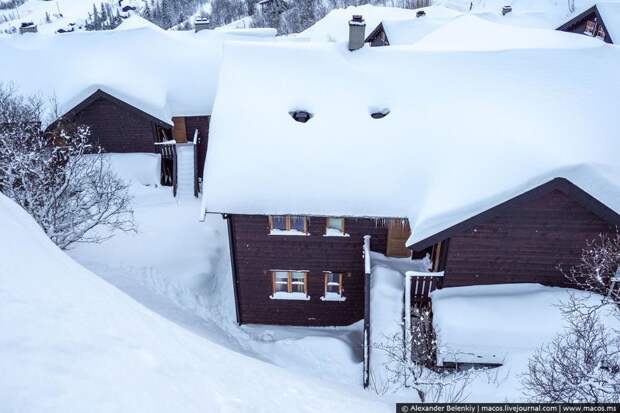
[268, 215, 309, 235]
[270, 270, 310, 300]
[584, 20, 597, 36]
[321, 272, 347, 302]
[596, 25, 606, 40]
[324, 217, 349, 237]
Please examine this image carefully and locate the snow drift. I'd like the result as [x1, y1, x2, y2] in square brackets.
[0, 193, 388, 412]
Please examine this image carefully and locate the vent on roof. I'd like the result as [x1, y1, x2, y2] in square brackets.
[290, 110, 312, 123]
[416, 10, 426, 17]
[370, 108, 390, 119]
[502, 5, 512, 15]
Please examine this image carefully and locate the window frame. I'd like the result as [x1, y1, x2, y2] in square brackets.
[268, 215, 309, 235]
[584, 20, 597, 36]
[321, 271, 348, 302]
[270, 270, 309, 299]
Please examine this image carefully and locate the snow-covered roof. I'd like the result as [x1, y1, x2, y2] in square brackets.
[0, 25, 276, 124]
[201, 32, 620, 246]
[298, 4, 429, 42]
[596, 2, 620, 42]
[375, 16, 452, 45]
[410, 14, 598, 50]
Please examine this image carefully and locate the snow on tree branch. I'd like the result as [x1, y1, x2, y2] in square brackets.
[0, 85, 135, 249]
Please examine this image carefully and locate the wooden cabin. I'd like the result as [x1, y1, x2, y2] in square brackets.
[227, 214, 411, 326]
[557, 3, 619, 44]
[201, 39, 620, 331]
[409, 178, 620, 288]
[57, 89, 209, 195]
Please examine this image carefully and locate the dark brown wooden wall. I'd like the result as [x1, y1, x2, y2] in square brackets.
[230, 214, 389, 326]
[184, 116, 210, 180]
[72, 97, 159, 153]
[442, 189, 615, 288]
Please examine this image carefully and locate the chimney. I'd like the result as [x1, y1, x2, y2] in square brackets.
[195, 17, 210, 32]
[348, 15, 366, 51]
[19, 22, 38, 34]
[502, 5, 512, 16]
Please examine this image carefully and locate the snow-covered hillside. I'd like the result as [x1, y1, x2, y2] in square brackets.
[0, 192, 389, 412]
[0, 0, 135, 34]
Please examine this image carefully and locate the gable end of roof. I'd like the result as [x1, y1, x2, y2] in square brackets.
[60, 89, 173, 129]
[408, 177, 620, 251]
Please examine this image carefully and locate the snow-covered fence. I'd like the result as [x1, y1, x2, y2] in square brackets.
[154, 139, 177, 197]
[363, 235, 371, 389]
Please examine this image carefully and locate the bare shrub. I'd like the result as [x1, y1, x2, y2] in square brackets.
[523, 233, 620, 402]
[0, 84, 135, 249]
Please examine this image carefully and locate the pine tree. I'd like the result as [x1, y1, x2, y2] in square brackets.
[91, 4, 100, 29]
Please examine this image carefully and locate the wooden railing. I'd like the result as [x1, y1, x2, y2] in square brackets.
[406, 270, 444, 310]
[155, 139, 178, 197]
[404, 270, 444, 365]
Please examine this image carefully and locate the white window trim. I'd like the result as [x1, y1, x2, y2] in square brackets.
[270, 291, 311, 301]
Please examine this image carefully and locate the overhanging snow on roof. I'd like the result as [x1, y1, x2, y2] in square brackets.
[201, 36, 620, 237]
[0, 25, 276, 125]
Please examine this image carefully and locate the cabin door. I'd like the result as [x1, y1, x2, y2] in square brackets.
[386, 219, 411, 257]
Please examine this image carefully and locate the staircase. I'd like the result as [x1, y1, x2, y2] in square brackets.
[175, 143, 195, 198]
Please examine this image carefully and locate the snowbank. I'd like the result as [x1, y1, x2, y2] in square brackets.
[431, 283, 620, 365]
[103, 153, 160, 187]
[368, 254, 428, 386]
[0, 193, 388, 412]
[369, 265, 405, 385]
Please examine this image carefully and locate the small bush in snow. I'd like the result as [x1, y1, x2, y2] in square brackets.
[0, 85, 135, 249]
[522, 295, 620, 402]
[374, 311, 474, 403]
[523, 234, 620, 402]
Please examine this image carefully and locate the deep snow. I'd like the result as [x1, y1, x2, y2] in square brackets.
[0, 167, 389, 411]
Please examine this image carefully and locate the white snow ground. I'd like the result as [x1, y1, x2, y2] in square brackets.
[68, 154, 370, 386]
[3, 153, 618, 406]
[0, 157, 389, 411]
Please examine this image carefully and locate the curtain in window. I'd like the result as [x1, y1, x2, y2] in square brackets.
[291, 271, 306, 293]
[271, 216, 287, 230]
[325, 272, 342, 294]
[290, 216, 306, 232]
[326, 218, 344, 232]
[274, 271, 289, 292]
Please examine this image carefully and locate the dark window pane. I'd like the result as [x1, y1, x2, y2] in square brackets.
[274, 271, 289, 292]
[290, 216, 306, 232]
[270, 216, 287, 230]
